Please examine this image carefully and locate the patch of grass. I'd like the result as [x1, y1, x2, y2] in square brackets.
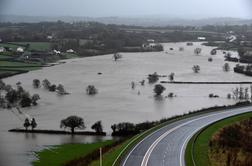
[11, 42, 51, 51]
[0, 60, 41, 78]
[0, 43, 20, 50]
[0, 70, 17, 74]
[0, 60, 40, 67]
[33, 140, 114, 166]
[61, 52, 79, 59]
[0, 54, 13, 59]
[185, 112, 252, 166]
[89, 136, 139, 166]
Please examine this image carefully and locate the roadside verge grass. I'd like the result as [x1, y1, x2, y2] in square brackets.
[185, 111, 252, 166]
[32, 140, 113, 166]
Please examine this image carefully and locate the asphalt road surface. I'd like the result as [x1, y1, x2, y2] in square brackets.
[121, 106, 252, 166]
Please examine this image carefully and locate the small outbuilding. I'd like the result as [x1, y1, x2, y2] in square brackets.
[0, 47, 5, 52]
[197, 37, 206, 41]
[66, 49, 75, 53]
[16, 47, 24, 53]
[47, 35, 53, 40]
[53, 49, 61, 55]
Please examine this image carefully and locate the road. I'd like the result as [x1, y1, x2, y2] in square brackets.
[121, 106, 252, 166]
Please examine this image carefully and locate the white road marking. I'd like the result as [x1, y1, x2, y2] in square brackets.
[140, 108, 250, 166]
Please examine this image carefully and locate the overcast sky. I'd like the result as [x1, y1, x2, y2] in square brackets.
[1, 0, 252, 19]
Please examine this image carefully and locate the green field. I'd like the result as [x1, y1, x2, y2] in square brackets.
[11, 42, 51, 51]
[0, 54, 13, 59]
[0, 60, 40, 67]
[0, 43, 21, 50]
[0, 61, 41, 77]
[33, 140, 114, 166]
[185, 112, 252, 166]
[61, 52, 79, 59]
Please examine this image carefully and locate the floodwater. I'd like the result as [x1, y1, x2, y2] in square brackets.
[0, 42, 250, 166]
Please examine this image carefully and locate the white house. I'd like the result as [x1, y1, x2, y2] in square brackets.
[227, 35, 237, 43]
[197, 37, 206, 41]
[47, 35, 53, 40]
[142, 43, 158, 48]
[16, 47, 24, 53]
[66, 49, 75, 53]
[0, 47, 5, 52]
[53, 49, 61, 55]
[147, 39, 155, 43]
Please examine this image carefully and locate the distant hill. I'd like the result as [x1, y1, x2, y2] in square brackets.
[1, 15, 252, 26]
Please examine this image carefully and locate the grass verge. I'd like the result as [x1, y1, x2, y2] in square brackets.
[185, 111, 252, 166]
[32, 140, 114, 166]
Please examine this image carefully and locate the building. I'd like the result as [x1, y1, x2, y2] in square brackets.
[66, 49, 75, 53]
[0, 47, 5, 53]
[47, 35, 53, 40]
[16, 47, 24, 53]
[53, 50, 61, 55]
[197, 37, 206, 41]
[227, 35, 237, 43]
[142, 43, 158, 48]
[147, 39, 155, 43]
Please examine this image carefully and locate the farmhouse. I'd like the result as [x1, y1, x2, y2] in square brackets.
[0, 47, 5, 53]
[16, 47, 24, 53]
[47, 35, 53, 40]
[197, 37, 206, 41]
[66, 49, 75, 53]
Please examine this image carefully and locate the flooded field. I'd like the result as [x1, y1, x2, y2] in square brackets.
[0, 42, 250, 166]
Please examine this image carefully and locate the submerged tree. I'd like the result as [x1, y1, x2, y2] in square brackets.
[113, 53, 122, 61]
[154, 84, 166, 96]
[42, 79, 51, 90]
[86, 85, 98, 95]
[223, 63, 230, 72]
[210, 49, 217, 55]
[49, 84, 57, 92]
[23, 118, 30, 130]
[31, 94, 40, 105]
[56, 84, 67, 95]
[5, 89, 18, 105]
[140, 80, 145, 86]
[19, 92, 32, 107]
[33, 79, 41, 88]
[60, 116, 85, 134]
[91, 121, 103, 133]
[194, 48, 202, 55]
[179, 47, 184, 51]
[168, 73, 175, 82]
[148, 72, 159, 83]
[192, 65, 200, 73]
[31, 118, 37, 130]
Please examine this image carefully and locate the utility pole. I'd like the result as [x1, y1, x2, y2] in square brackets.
[100, 147, 102, 166]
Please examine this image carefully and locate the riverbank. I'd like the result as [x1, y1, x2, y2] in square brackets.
[9, 129, 106, 136]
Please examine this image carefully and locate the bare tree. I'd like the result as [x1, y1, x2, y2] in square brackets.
[192, 65, 200, 73]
